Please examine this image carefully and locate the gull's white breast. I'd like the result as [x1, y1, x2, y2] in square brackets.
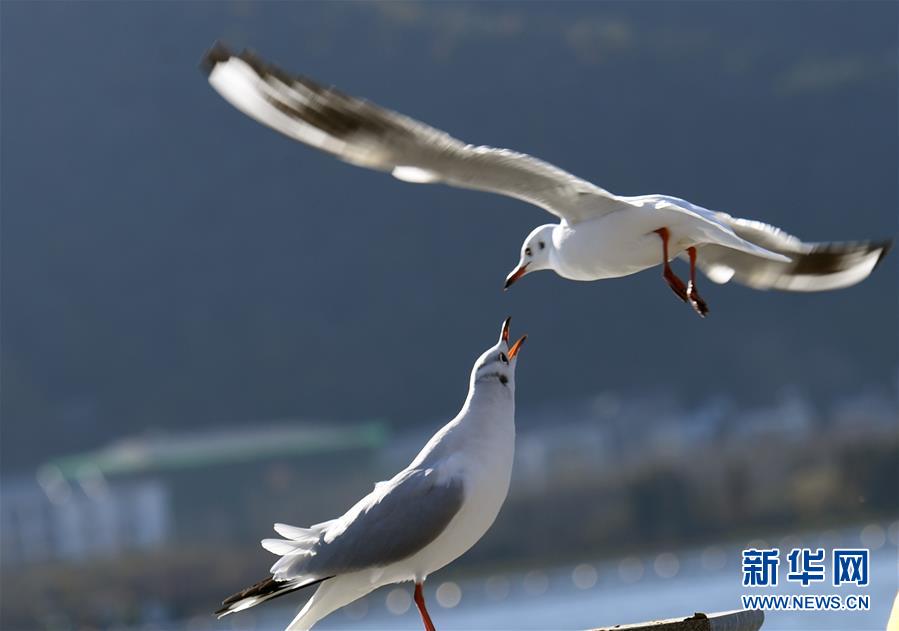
[552, 207, 700, 281]
[380, 398, 516, 584]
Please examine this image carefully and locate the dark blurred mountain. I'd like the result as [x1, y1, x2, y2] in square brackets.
[1, 1, 896, 471]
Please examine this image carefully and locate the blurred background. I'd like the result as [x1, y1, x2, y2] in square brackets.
[1, 2, 896, 630]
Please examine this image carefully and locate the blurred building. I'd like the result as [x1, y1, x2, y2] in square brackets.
[1, 420, 388, 567]
[1, 475, 167, 566]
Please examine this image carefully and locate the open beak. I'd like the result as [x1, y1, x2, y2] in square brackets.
[508, 334, 527, 359]
[503, 262, 529, 290]
[500, 316, 527, 359]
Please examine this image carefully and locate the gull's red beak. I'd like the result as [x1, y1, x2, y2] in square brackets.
[503, 263, 529, 290]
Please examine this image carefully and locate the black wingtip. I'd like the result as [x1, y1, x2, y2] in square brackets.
[200, 40, 233, 76]
[213, 575, 333, 618]
[872, 239, 893, 272]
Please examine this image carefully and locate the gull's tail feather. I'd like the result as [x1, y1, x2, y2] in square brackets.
[690, 215, 892, 291]
[215, 575, 331, 618]
[260, 519, 333, 567]
[262, 537, 313, 555]
[274, 520, 335, 542]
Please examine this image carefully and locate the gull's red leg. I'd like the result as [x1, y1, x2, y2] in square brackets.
[653, 227, 688, 302]
[686, 246, 709, 317]
[414, 582, 437, 631]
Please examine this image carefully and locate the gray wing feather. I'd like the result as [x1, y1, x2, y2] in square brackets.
[686, 214, 891, 291]
[272, 468, 464, 580]
[202, 43, 618, 224]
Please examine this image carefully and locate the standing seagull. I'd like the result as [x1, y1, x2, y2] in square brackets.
[202, 43, 891, 317]
[215, 318, 527, 630]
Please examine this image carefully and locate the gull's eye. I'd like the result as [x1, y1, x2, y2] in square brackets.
[538, 240, 545, 250]
[499, 375, 509, 385]
[499, 352, 509, 364]
[525, 247, 532, 257]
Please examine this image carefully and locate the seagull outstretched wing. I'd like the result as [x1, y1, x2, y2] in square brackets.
[683, 214, 891, 291]
[202, 42, 623, 224]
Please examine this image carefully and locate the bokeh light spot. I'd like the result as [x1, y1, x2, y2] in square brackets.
[572, 563, 598, 589]
[653, 552, 679, 578]
[436, 581, 462, 608]
[385, 587, 411, 615]
[618, 556, 644, 583]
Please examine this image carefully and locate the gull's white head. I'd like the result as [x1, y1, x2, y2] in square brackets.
[504, 224, 555, 289]
[470, 317, 527, 391]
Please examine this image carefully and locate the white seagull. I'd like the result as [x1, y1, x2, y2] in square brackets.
[215, 318, 527, 630]
[202, 43, 891, 317]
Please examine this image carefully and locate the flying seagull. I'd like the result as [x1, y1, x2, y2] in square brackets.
[202, 43, 891, 317]
[215, 318, 527, 630]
